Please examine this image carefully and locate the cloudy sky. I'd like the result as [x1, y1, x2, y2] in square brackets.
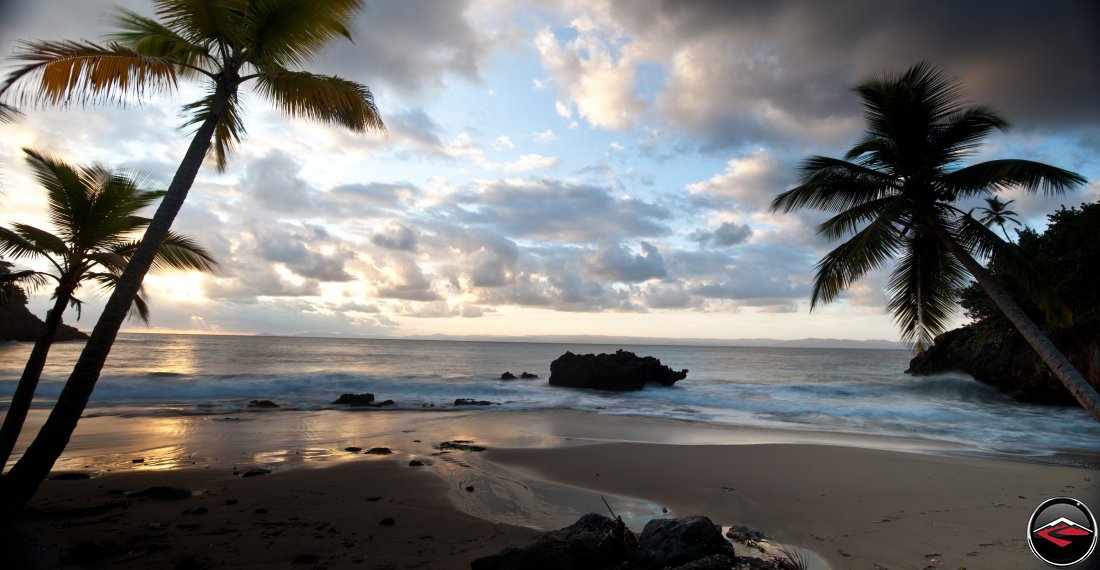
[1, 0, 1098, 341]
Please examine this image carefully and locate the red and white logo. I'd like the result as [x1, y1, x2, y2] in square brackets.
[1028, 497, 1097, 566]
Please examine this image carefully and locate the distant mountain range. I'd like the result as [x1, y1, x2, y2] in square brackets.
[255, 331, 908, 350]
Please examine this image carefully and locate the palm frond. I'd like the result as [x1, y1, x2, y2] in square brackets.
[255, 70, 384, 133]
[87, 271, 151, 323]
[152, 0, 247, 48]
[943, 159, 1086, 198]
[0, 40, 178, 107]
[932, 106, 1008, 167]
[0, 102, 23, 123]
[811, 200, 909, 309]
[771, 156, 896, 214]
[244, 0, 362, 68]
[886, 230, 968, 351]
[817, 196, 905, 241]
[8, 224, 69, 259]
[22, 148, 89, 241]
[110, 8, 216, 77]
[114, 231, 217, 273]
[181, 85, 245, 171]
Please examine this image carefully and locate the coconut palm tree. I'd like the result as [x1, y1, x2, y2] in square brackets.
[0, 0, 383, 509]
[0, 148, 217, 471]
[974, 196, 1021, 241]
[771, 62, 1100, 424]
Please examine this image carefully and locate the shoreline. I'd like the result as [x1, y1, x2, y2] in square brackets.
[4, 408, 1098, 568]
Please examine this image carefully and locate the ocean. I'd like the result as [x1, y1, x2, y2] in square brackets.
[2, 333, 1099, 457]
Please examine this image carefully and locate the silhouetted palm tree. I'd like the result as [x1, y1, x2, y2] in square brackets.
[0, 0, 383, 509]
[974, 196, 1021, 241]
[771, 62, 1100, 424]
[0, 148, 216, 470]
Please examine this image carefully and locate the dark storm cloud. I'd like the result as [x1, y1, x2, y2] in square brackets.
[316, 0, 488, 96]
[454, 179, 672, 241]
[603, 0, 1099, 145]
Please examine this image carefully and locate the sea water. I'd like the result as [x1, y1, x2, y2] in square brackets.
[1, 333, 1098, 456]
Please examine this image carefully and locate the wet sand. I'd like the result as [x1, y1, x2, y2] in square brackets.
[3, 408, 1098, 568]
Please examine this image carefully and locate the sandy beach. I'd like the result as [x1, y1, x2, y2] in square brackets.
[2, 408, 1097, 569]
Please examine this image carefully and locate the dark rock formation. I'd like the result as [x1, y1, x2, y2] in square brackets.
[640, 516, 734, 568]
[437, 440, 486, 452]
[520, 371, 539, 379]
[0, 295, 87, 342]
[332, 393, 375, 405]
[907, 325, 1100, 406]
[500, 371, 516, 380]
[471, 513, 640, 570]
[247, 399, 279, 408]
[454, 398, 497, 406]
[549, 349, 688, 391]
[366, 447, 392, 455]
[473, 514, 738, 570]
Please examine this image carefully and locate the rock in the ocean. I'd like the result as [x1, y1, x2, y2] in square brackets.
[247, 399, 279, 408]
[520, 371, 539, 379]
[500, 371, 517, 380]
[549, 349, 688, 391]
[332, 393, 375, 405]
[454, 398, 497, 406]
[471, 513, 639, 570]
[639, 516, 734, 568]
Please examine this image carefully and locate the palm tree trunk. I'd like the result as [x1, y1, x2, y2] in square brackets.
[0, 89, 228, 512]
[0, 277, 78, 471]
[933, 224, 1100, 424]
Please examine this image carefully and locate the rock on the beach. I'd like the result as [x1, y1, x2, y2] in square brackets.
[437, 440, 486, 452]
[548, 349, 688, 391]
[366, 447, 392, 455]
[471, 513, 639, 570]
[240, 468, 271, 477]
[332, 392, 375, 405]
[639, 516, 734, 568]
[247, 399, 279, 408]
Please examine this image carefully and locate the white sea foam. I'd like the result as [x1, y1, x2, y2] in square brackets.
[1, 333, 1098, 456]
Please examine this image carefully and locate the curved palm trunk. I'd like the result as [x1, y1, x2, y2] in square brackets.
[0, 90, 228, 512]
[0, 278, 79, 471]
[933, 225, 1100, 424]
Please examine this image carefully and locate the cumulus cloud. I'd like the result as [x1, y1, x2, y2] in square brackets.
[586, 242, 667, 283]
[371, 256, 441, 302]
[371, 222, 419, 252]
[693, 222, 753, 248]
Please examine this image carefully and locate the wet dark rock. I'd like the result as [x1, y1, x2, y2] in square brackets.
[332, 393, 375, 405]
[520, 372, 539, 379]
[128, 486, 192, 500]
[500, 371, 517, 380]
[131, 458, 145, 463]
[465, 486, 475, 493]
[291, 553, 319, 564]
[374, 399, 396, 407]
[409, 460, 425, 467]
[437, 440, 486, 452]
[454, 398, 497, 406]
[48, 472, 91, 481]
[66, 540, 126, 564]
[549, 349, 688, 391]
[240, 468, 271, 477]
[640, 516, 734, 568]
[726, 525, 769, 543]
[344, 446, 363, 452]
[471, 513, 639, 570]
[907, 325, 1099, 405]
[379, 517, 395, 526]
[247, 399, 279, 408]
[174, 553, 210, 570]
[366, 447, 392, 455]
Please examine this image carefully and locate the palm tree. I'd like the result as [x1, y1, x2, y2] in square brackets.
[0, 148, 217, 471]
[0, 102, 19, 124]
[771, 62, 1100, 424]
[974, 196, 1021, 241]
[0, 0, 383, 509]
